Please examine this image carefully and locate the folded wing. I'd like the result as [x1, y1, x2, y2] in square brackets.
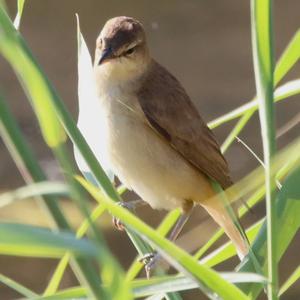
[137, 60, 232, 189]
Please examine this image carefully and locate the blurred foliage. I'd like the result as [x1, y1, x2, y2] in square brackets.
[0, 1, 300, 299]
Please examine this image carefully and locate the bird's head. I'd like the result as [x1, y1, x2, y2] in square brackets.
[94, 16, 150, 83]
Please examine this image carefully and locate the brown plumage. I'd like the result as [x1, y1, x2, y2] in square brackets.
[136, 60, 247, 258]
[138, 60, 233, 190]
[92, 16, 248, 264]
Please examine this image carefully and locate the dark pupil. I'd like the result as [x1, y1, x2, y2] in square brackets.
[125, 47, 135, 55]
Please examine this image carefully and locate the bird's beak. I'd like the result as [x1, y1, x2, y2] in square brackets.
[98, 47, 113, 65]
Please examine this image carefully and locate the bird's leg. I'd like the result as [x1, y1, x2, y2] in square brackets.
[113, 199, 148, 230]
[142, 201, 194, 278]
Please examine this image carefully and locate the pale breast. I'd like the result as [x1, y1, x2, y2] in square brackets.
[102, 93, 214, 211]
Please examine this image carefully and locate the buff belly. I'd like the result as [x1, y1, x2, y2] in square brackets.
[104, 111, 215, 211]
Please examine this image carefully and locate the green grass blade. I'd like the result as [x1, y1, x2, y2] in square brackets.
[0, 5, 118, 202]
[208, 78, 300, 132]
[218, 78, 300, 151]
[279, 265, 300, 296]
[200, 219, 263, 268]
[274, 29, 300, 85]
[194, 137, 300, 261]
[157, 209, 181, 236]
[131, 272, 266, 298]
[1, 9, 132, 298]
[0, 273, 38, 298]
[125, 209, 183, 300]
[75, 13, 156, 279]
[75, 14, 114, 180]
[209, 25, 300, 131]
[44, 194, 134, 297]
[126, 209, 181, 281]
[54, 145, 131, 300]
[0, 223, 99, 258]
[0, 182, 69, 208]
[36, 271, 266, 300]
[43, 254, 71, 296]
[237, 166, 300, 298]
[211, 25, 300, 153]
[43, 203, 106, 296]
[0, 9, 66, 148]
[35, 287, 86, 300]
[13, 0, 25, 29]
[0, 95, 68, 228]
[78, 176, 250, 300]
[251, 1, 277, 298]
[0, 96, 104, 298]
[164, 292, 182, 300]
[221, 111, 253, 153]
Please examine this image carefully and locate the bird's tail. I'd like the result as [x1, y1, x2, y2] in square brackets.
[201, 194, 248, 260]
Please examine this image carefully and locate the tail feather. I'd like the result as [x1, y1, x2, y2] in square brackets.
[201, 195, 248, 260]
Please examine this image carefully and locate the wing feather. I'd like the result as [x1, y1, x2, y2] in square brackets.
[137, 60, 232, 189]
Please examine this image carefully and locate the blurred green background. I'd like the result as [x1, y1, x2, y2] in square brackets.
[0, 1, 299, 299]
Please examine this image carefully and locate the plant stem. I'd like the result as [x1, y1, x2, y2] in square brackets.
[250, 0, 277, 299]
[0, 95, 104, 299]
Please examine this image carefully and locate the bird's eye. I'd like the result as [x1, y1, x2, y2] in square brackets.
[125, 46, 136, 56]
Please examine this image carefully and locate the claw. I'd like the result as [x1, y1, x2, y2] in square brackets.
[145, 258, 155, 279]
[112, 201, 138, 231]
[112, 215, 125, 231]
[112, 202, 129, 231]
[138, 252, 162, 279]
[138, 252, 155, 264]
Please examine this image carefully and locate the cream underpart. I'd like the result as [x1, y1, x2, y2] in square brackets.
[95, 65, 214, 211]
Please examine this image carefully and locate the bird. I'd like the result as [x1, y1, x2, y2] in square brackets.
[77, 16, 248, 275]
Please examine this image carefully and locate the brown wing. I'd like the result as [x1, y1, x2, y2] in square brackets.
[137, 60, 232, 189]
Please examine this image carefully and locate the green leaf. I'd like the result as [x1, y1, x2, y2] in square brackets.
[208, 78, 300, 130]
[43, 254, 71, 296]
[126, 209, 181, 281]
[0, 95, 105, 299]
[44, 189, 126, 297]
[125, 209, 183, 300]
[210, 26, 300, 152]
[0, 273, 38, 298]
[251, 1, 277, 298]
[0, 92, 105, 299]
[194, 136, 300, 262]
[54, 144, 132, 300]
[0, 7, 118, 201]
[279, 265, 300, 296]
[0, 223, 98, 258]
[78, 176, 250, 300]
[75, 15, 155, 286]
[74, 14, 114, 181]
[131, 272, 266, 298]
[34, 286, 86, 300]
[200, 219, 263, 268]
[0, 10, 130, 299]
[0, 181, 69, 208]
[43, 203, 106, 296]
[277, 166, 300, 200]
[35, 272, 266, 300]
[209, 26, 300, 152]
[274, 29, 300, 85]
[237, 166, 300, 298]
[0, 7, 66, 147]
[13, 0, 25, 29]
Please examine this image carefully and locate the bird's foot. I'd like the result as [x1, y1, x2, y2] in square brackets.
[113, 202, 134, 231]
[139, 252, 164, 279]
[112, 200, 145, 231]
